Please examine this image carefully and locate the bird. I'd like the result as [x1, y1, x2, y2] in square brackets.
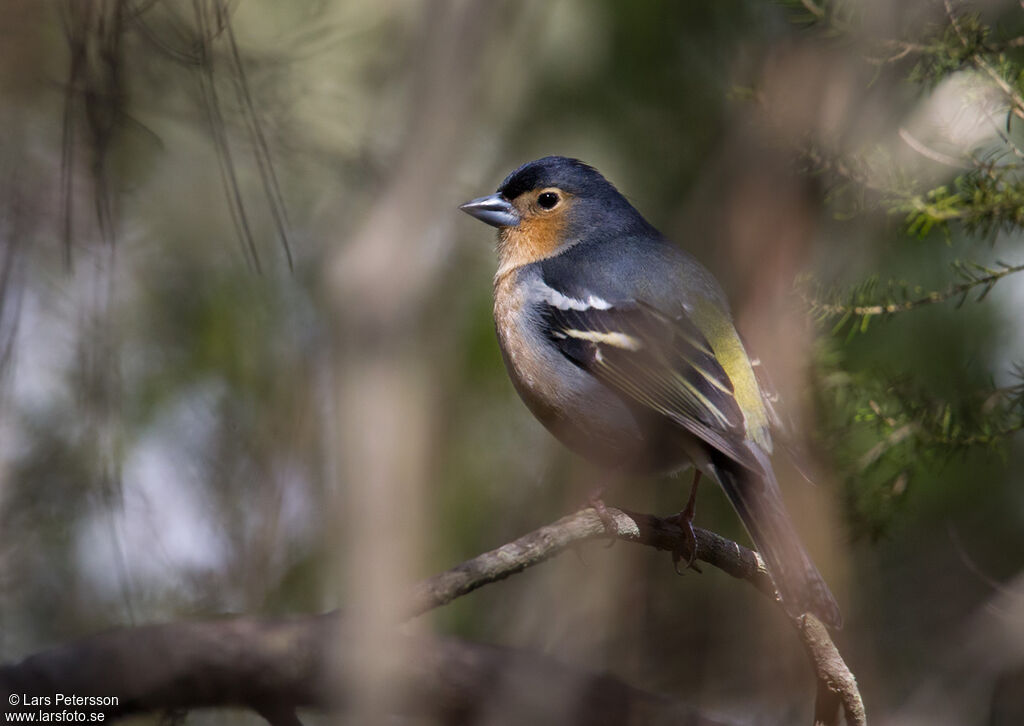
[459, 155, 842, 629]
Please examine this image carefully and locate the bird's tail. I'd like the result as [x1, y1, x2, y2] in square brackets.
[709, 452, 843, 629]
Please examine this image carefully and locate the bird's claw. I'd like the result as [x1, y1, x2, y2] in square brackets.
[588, 490, 618, 548]
[671, 470, 702, 573]
[671, 514, 702, 574]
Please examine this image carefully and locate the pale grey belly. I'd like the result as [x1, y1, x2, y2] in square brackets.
[497, 315, 697, 473]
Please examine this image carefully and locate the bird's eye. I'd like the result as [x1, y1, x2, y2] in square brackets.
[537, 191, 560, 210]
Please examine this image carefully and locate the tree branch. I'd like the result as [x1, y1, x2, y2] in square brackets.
[0, 617, 736, 726]
[800, 613, 866, 726]
[409, 506, 864, 726]
[1, 506, 864, 725]
[408, 506, 774, 616]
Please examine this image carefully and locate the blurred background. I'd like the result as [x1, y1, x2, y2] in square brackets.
[2, 0, 1024, 723]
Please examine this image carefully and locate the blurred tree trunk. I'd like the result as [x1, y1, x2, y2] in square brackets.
[326, 1, 501, 720]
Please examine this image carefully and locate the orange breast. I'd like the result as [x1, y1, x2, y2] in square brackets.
[493, 270, 565, 421]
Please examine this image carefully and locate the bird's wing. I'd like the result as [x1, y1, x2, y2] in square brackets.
[536, 287, 760, 472]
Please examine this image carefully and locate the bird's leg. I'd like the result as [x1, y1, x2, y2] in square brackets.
[671, 471, 702, 573]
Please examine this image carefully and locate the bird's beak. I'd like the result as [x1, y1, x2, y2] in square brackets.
[459, 194, 520, 228]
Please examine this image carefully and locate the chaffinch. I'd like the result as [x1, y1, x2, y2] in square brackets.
[460, 155, 842, 629]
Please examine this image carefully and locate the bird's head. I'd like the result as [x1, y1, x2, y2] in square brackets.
[460, 156, 654, 277]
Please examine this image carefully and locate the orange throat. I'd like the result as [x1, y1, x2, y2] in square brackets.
[496, 214, 570, 279]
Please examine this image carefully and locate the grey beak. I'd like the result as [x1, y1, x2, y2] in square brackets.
[459, 194, 520, 228]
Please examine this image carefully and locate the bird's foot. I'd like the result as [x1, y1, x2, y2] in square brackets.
[670, 514, 702, 574]
[671, 471, 702, 574]
[587, 488, 618, 547]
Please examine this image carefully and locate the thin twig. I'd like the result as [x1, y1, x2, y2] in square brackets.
[801, 0, 825, 19]
[799, 614, 866, 726]
[897, 127, 972, 169]
[808, 262, 1024, 318]
[945, 0, 1024, 121]
[407, 507, 773, 617]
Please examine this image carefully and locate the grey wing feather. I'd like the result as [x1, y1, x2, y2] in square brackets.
[540, 299, 761, 472]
